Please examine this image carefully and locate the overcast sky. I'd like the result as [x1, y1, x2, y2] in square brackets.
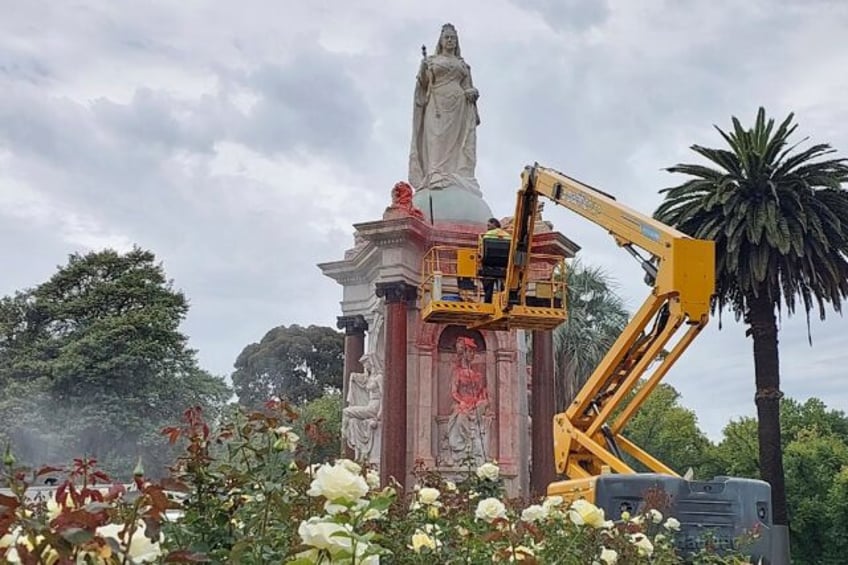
[2, 0, 847, 440]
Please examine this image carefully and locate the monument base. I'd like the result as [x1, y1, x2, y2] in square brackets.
[414, 186, 493, 225]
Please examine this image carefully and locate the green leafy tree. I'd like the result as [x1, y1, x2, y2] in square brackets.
[780, 397, 848, 442]
[298, 390, 343, 462]
[783, 429, 848, 563]
[712, 418, 761, 478]
[654, 108, 848, 526]
[621, 383, 713, 477]
[553, 258, 629, 412]
[712, 398, 848, 563]
[827, 468, 848, 561]
[231, 324, 344, 407]
[0, 248, 230, 477]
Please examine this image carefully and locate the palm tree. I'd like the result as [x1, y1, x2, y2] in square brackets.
[654, 107, 848, 527]
[553, 258, 629, 413]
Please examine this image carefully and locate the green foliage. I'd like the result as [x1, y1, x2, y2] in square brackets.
[711, 418, 760, 478]
[622, 384, 713, 477]
[0, 248, 230, 479]
[231, 325, 344, 407]
[783, 430, 848, 564]
[553, 258, 629, 411]
[826, 468, 848, 561]
[711, 397, 848, 563]
[781, 397, 848, 442]
[298, 390, 343, 462]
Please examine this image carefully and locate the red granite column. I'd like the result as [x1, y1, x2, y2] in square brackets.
[336, 314, 368, 459]
[531, 329, 556, 497]
[375, 281, 416, 489]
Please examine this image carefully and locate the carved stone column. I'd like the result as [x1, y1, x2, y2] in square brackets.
[375, 281, 417, 489]
[337, 314, 368, 458]
[531, 330, 555, 497]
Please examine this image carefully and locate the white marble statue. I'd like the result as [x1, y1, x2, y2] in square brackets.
[442, 336, 491, 466]
[409, 23, 481, 195]
[342, 353, 383, 465]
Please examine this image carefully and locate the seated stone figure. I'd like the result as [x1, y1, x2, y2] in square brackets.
[442, 336, 491, 466]
[342, 353, 383, 465]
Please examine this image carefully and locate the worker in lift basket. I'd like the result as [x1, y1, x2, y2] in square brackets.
[482, 218, 511, 303]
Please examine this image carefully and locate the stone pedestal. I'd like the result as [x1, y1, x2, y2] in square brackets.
[319, 189, 578, 497]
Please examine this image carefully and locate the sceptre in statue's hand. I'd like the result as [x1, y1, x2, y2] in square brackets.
[419, 44, 428, 76]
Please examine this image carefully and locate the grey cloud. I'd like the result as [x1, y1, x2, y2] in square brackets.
[235, 50, 374, 161]
[0, 50, 51, 86]
[91, 88, 222, 155]
[513, 0, 611, 31]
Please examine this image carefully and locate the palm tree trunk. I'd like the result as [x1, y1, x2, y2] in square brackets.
[557, 358, 577, 413]
[747, 294, 789, 526]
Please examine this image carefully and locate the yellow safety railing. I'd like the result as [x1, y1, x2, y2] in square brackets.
[419, 244, 567, 330]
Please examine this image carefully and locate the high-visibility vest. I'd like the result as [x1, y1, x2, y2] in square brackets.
[483, 227, 511, 239]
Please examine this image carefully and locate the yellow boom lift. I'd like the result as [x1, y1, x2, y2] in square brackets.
[418, 163, 774, 562]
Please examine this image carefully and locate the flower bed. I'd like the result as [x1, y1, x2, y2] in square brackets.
[0, 403, 759, 564]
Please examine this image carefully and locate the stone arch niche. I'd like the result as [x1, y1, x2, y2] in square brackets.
[433, 326, 497, 467]
[413, 319, 524, 489]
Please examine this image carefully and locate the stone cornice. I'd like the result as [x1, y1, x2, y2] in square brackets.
[318, 243, 381, 285]
[530, 230, 581, 258]
[354, 217, 431, 249]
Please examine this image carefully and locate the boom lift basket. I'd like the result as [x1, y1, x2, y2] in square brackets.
[419, 244, 567, 331]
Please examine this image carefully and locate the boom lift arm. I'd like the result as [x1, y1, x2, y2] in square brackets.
[501, 164, 715, 489]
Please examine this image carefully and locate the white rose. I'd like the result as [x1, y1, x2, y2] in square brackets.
[272, 426, 299, 452]
[664, 517, 681, 531]
[418, 487, 441, 506]
[409, 530, 440, 553]
[306, 461, 369, 502]
[363, 507, 386, 521]
[337, 458, 362, 474]
[126, 532, 162, 563]
[512, 545, 534, 560]
[542, 495, 563, 510]
[298, 518, 352, 552]
[569, 499, 611, 529]
[629, 533, 654, 557]
[366, 469, 381, 490]
[648, 508, 663, 524]
[520, 504, 548, 523]
[475, 497, 507, 523]
[476, 461, 500, 481]
[445, 480, 457, 492]
[599, 547, 618, 564]
[323, 501, 348, 515]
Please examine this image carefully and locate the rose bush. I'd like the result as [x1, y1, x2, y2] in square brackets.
[0, 403, 763, 564]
